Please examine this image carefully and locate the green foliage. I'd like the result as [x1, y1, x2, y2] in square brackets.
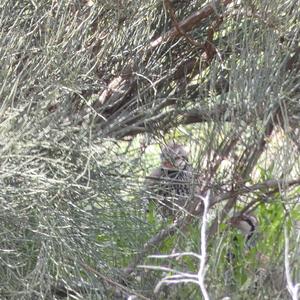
[0, 0, 299, 299]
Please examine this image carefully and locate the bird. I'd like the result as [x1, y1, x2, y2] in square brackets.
[226, 212, 259, 265]
[227, 213, 288, 296]
[229, 213, 258, 250]
[144, 142, 196, 218]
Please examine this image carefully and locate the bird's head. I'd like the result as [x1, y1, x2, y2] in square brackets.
[160, 142, 189, 169]
[229, 213, 258, 236]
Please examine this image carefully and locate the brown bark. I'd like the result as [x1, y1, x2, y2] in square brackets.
[96, 0, 233, 117]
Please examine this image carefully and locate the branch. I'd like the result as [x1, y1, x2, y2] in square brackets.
[284, 227, 300, 300]
[197, 192, 210, 300]
[51, 262, 151, 300]
[97, 0, 233, 115]
[139, 193, 211, 299]
[108, 102, 232, 138]
[124, 170, 300, 277]
[208, 105, 280, 238]
[150, 0, 232, 49]
[211, 177, 300, 207]
[124, 217, 187, 276]
[163, 0, 204, 48]
[123, 130, 240, 273]
[80, 263, 151, 300]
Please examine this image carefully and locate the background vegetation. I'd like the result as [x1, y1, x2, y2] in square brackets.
[0, 0, 299, 299]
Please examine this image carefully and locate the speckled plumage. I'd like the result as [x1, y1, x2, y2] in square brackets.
[144, 142, 196, 217]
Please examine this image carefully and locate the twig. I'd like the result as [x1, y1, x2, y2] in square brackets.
[197, 191, 210, 300]
[164, 0, 204, 48]
[127, 174, 300, 277]
[124, 217, 186, 275]
[98, 0, 233, 111]
[211, 177, 300, 207]
[80, 262, 151, 300]
[208, 105, 278, 238]
[150, 0, 233, 49]
[138, 192, 210, 299]
[284, 227, 300, 300]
